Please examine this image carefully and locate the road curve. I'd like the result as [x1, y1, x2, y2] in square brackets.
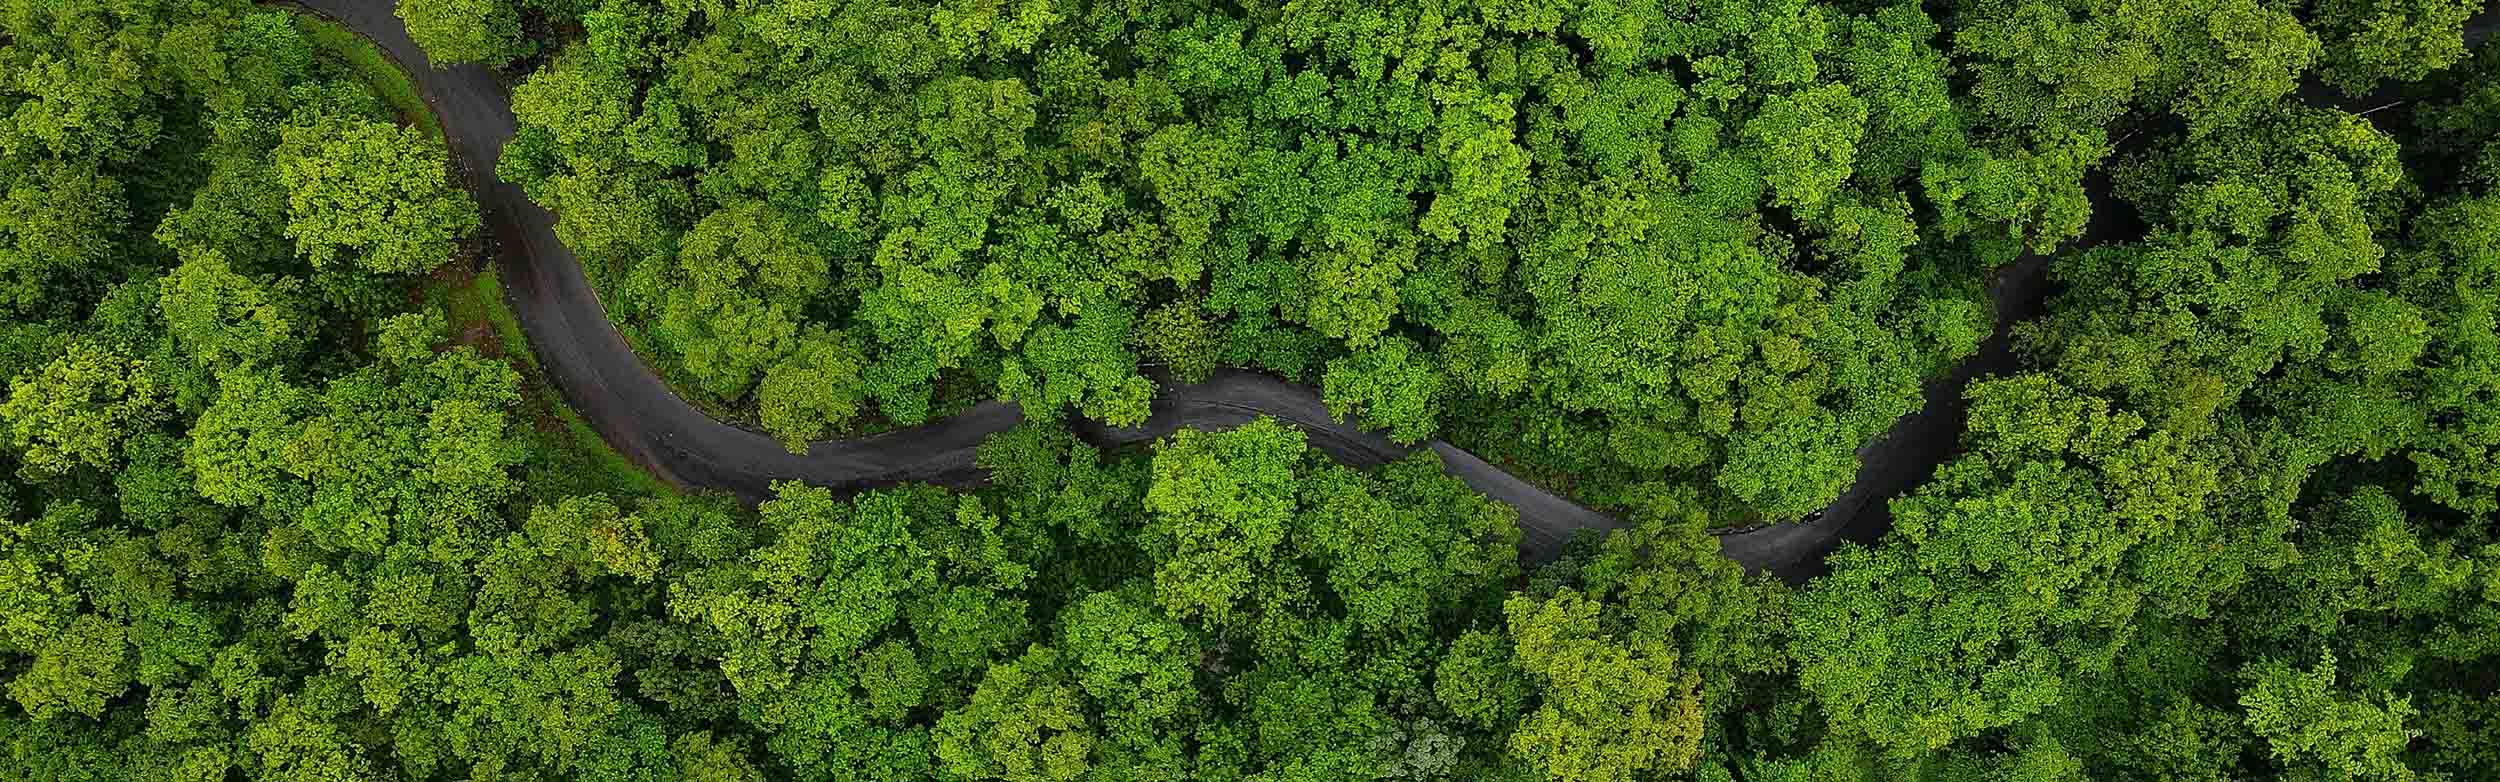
[283, 0, 1653, 564]
[289, 0, 2496, 581]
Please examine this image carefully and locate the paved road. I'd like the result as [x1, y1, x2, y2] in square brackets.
[291, 0, 2495, 581]
[287, 0, 1645, 563]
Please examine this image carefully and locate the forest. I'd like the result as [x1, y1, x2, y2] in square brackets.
[1, 0, 2497, 780]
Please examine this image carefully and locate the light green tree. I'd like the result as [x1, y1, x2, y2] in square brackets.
[399, 0, 528, 66]
[275, 115, 480, 275]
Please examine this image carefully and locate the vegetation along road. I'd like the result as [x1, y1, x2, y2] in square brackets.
[14, 1, 2500, 778]
[294, 0, 2499, 580]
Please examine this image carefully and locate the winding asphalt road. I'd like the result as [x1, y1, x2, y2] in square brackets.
[293, 0, 2496, 581]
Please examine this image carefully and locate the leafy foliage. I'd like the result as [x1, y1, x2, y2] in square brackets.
[499, 0, 2022, 523]
[1783, 27, 2500, 782]
[275, 114, 479, 278]
[10, 1, 2500, 781]
[399, 0, 528, 66]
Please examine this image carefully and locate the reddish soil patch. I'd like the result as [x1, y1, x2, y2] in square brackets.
[456, 321, 501, 357]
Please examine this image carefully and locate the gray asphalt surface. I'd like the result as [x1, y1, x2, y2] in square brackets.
[292, 0, 2495, 582]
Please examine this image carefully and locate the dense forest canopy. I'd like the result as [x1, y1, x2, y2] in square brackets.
[492, 0, 2031, 520]
[0, 0, 2494, 780]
